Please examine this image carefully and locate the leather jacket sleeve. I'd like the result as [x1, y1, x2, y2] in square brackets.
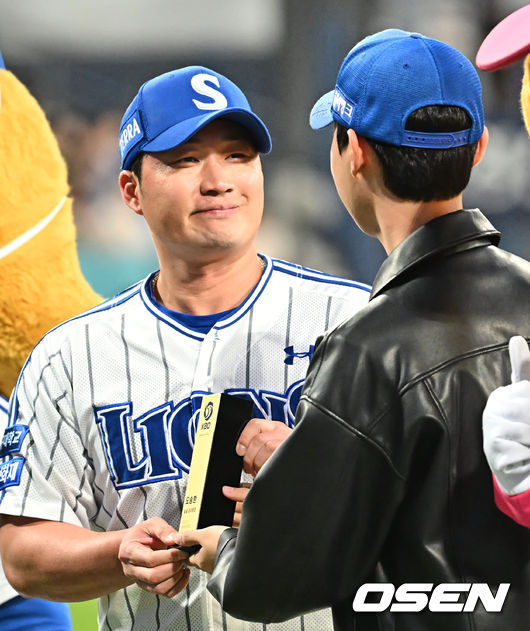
[207, 328, 405, 622]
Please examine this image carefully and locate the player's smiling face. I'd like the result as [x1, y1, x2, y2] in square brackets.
[123, 119, 264, 261]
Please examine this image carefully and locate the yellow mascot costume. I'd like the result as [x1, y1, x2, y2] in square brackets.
[0, 52, 100, 628]
[477, 4, 530, 528]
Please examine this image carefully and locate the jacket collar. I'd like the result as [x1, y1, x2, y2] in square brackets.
[370, 209, 501, 300]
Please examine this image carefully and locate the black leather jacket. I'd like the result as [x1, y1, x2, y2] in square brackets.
[208, 209, 530, 631]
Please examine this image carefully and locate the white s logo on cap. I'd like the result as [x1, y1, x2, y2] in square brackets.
[191, 74, 228, 110]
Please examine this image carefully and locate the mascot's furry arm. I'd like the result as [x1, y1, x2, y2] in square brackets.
[477, 5, 530, 527]
[522, 54, 530, 136]
[0, 65, 101, 397]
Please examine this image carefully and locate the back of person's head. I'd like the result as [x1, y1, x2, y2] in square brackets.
[311, 29, 485, 202]
[333, 107, 477, 201]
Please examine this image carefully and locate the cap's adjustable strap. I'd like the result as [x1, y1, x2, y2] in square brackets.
[402, 129, 472, 148]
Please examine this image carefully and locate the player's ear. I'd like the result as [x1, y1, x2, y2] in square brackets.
[119, 170, 143, 216]
[472, 126, 489, 166]
[347, 128, 366, 177]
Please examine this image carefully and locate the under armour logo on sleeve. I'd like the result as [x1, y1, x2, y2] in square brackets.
[284, 345, 315, 365]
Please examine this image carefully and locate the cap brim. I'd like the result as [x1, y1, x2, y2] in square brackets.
[476, 4, 530, 71]
[143, 108, 272, 156]
[309, 90, 335, 129]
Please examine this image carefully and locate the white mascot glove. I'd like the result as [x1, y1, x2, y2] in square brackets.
[483, 336, 530, 495]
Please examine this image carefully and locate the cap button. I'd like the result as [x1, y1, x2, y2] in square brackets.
[410, 33, 421, 39]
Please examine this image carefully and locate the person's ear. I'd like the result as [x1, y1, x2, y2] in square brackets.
[347, 128, 366, 177]
[119, 171, 143, 216]
[473, 126, 489, 166]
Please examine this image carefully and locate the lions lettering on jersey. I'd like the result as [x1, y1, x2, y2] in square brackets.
[96, 381, 303, 490]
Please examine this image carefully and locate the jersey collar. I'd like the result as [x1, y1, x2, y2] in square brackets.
[139, 254, 273, 339]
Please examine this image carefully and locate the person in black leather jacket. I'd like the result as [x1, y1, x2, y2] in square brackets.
[176, 29, 530, 631]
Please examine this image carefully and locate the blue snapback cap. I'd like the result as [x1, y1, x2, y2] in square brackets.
[0, 50, 5, 69]
[310, 29, 484, 149]
[119, 66, 272, 170]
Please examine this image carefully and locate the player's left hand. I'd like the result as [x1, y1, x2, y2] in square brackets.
[236, 418, 292, 476]
[222, 483, 251, 526]
[175, 526, 229, 574]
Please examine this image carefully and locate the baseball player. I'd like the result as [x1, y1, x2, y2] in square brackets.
[477, 3, 530, 527]
[0, 66, 370, 631]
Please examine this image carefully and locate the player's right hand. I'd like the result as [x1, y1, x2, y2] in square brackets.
[236, 418, 292, 476]
[483, 336, 530, 496]
[118, 517, 190, 598]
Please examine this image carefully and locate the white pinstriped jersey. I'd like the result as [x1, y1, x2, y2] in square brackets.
[0, 255, 370, 631]
[0, 395, 18, 605]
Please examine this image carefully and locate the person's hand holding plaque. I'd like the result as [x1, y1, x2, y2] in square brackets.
[235, 418, 293, 476]
[176, 526, 230, 574]
[222, 482, 251, 527]
[222, 419, 292, 526]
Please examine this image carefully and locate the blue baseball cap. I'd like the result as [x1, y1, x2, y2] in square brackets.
[310, 29, 484, 149]
[119, 66, 272, 170]
[0, 50, 5, 69]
